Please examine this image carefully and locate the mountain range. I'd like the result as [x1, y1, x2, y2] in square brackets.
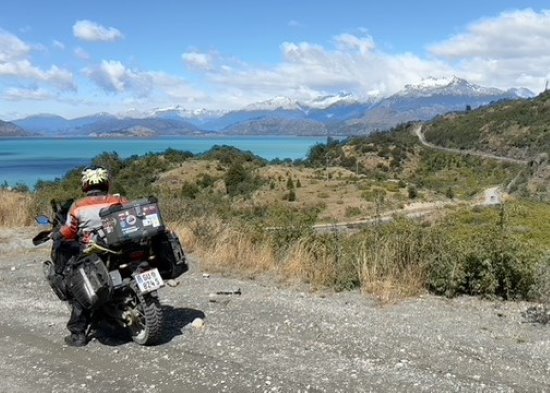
[2, 76, 534, 137]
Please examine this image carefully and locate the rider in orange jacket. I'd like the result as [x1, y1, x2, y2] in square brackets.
[53, 167, 128, 346]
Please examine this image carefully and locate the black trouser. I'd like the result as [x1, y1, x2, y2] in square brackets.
[67, 299, 91, 335]
[52, 239, 90, 335]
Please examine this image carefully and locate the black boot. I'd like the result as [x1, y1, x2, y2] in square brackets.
[64, 333, 87, 347]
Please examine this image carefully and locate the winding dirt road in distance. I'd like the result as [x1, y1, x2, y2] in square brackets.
[413, 125, 528, 165]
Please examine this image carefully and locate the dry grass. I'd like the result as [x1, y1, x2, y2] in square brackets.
[170, 216, 277, 278]
[354, 239, 427, 302]
[156, 159, 224, 188]
[156, 160, 417, 224]
[255, 165, 411, 223]
[169, 209, 430, 301]
[280, 238, 339, 288]
[0, 190, 34, 227]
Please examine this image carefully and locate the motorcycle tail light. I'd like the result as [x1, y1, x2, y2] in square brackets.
[129, 251, 146, 263]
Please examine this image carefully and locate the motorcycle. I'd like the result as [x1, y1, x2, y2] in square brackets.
[33, 197, 188, 345]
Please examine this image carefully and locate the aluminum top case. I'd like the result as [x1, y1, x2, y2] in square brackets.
[100, 197, 165, 247]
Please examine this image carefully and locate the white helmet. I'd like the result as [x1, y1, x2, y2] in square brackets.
[81, 167, 110, 192]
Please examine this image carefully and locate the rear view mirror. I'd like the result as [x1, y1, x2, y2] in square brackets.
[35, 215, 51, 226]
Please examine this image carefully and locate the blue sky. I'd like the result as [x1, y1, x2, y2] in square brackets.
[1, 1, 549, 119]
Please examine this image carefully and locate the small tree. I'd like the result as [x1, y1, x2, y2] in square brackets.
[408, 185, 418, 199]
[286, 176, 294, 190]
[287, 189, 296, 202]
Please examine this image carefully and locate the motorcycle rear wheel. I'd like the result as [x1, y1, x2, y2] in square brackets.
[129, 290, 164, 345]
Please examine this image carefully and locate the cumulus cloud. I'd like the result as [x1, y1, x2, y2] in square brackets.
[5, 9, 550, 115]
[85, 60, 209, 112]
[428, 9, 550, 91]
[3, 87, 52, 101]
[0, 29, 30, 62]
[182, 51, 215, 71]
[334, 33, 375, 55]
[187, 9, 550, 106]
[147, 72, 207, 102]
[0, 60, 75, 90]
[205, 35, 451, 104]
[73, 20, 124, 42]
[86, 59, 205, 104]
[87, 60, 145, 93]
[0, 30, 75, 91]
[430, 9, 550, 59]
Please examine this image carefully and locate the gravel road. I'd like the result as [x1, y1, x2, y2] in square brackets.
[0, 227, 549, 393]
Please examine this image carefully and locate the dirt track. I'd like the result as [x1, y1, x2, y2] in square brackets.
[0, 227, 549, 393]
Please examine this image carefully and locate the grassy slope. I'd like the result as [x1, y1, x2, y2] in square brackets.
[422, 91, 550, 159]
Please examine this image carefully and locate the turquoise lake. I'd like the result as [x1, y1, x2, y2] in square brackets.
[0, 136, 326, 188]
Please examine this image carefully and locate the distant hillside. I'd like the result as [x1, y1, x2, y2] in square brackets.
[224, 118, 327, 135]
[11, 114, 70, 136]
[0, 120, 30, 136]
[13, 114, 202, 137]
[423, 91, 550, 160]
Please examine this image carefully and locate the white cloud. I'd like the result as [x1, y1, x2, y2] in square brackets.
[428, 9, 550, 91]
[73, 20, 124, 42]
[430, 9, 550, 59]
[5, 9, 550, 116]
[182, 51, 214, 71]
[334, 33, 375, 55]
[87, 60, 141, 92]
[147, 72, 207, 102]
[0, 30, 75, 91]
[86, 60, 205, 104]
[0, 61, 74, 90]
[0, 29, 30, 62]
[52, 40, 65, 50]
[3, 87, 52, 101]
[205, 36, 451, 105]
[74, 47, 90, 61]
[187, 9, 550, 107]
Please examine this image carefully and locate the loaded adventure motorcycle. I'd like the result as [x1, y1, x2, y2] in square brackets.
[33, 196, 188, 345]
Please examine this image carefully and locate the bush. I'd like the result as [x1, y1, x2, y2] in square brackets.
[407, 185, 418, 199]
[224, 162, 262, 197]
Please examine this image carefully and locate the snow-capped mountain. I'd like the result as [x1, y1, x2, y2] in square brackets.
[151, 106, 227, 121]
[244, 96, 303, 111]
[10, 77, 535, 136]
[397, 76, 502, 97]
[338, 76, 535, 133]
[304, 92, 360, 109]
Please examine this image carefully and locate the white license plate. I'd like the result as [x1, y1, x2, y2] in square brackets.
[135, 268, 164, 293]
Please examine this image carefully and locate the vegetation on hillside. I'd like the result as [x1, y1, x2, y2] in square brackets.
[423, 91, 550, 159]
[3, 102, 549, 303]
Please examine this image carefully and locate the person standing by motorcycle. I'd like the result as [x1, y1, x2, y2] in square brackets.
[52, 167, 127, 347]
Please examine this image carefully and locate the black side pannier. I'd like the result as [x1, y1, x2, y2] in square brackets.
[99, 197, 165, 247]
[43, 260, 69, 301]
[153, 231, 188, 280]
[67, 255, 112, 309]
